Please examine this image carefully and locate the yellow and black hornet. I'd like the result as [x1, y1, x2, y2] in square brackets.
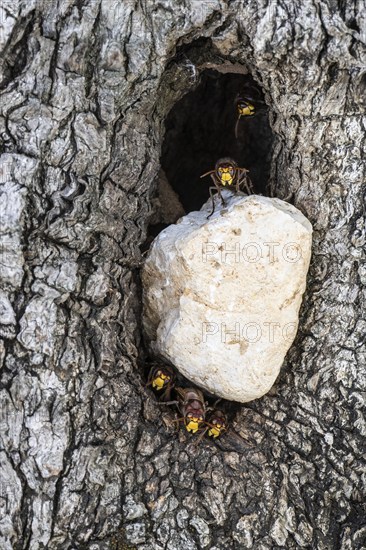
[200, 157, 254, 218]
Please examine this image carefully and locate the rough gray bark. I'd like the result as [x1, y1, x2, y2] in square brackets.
[0, 1, 365, 549]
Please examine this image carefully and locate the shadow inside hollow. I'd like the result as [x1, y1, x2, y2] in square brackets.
[161, 70, 273, 213]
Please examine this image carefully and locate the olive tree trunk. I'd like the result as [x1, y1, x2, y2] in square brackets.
[0, 1, 365, 549]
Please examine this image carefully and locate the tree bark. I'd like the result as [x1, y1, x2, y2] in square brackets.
[0, 1, 365, 549]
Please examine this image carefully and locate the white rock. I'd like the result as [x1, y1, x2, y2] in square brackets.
[142, 192, 312, 403]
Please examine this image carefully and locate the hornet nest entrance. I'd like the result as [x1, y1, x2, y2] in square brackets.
[142, 55, 279, 439]
[148, 67, 274, 243]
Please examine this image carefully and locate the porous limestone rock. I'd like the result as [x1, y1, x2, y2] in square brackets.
[142, 191, 312, 403]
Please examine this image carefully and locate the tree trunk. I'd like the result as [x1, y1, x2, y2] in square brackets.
[0, 1, 365, 549]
